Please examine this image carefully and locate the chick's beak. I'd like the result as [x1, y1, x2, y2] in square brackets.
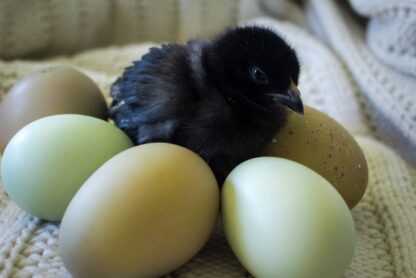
[275, 80, 304, 115]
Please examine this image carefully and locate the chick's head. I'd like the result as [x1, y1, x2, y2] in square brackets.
[203, 26, 303, 114]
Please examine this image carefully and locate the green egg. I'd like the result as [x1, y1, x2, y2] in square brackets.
[222, 157, 355, 278]
[1, 114, 133, 221]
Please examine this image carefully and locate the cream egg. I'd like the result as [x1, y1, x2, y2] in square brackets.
[222, 157, 355, 278]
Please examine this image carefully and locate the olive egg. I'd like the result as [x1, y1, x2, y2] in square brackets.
[0, 66, 107, 153]
[263, 106, 368, 208]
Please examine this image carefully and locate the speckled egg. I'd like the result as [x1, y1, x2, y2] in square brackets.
[263, 106, 368, 208]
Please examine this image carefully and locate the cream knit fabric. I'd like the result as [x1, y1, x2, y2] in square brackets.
[307, 0, 416, 166]
[1, 1, 416, 277]
[349, 0, 416, 76]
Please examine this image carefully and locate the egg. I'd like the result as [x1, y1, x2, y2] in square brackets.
[0, 66, 107, 153]
[1, 114, 133, 221]
[222, 157, 355, 278]
[263, 106, 368, 208]
[59, 143, 219, 278]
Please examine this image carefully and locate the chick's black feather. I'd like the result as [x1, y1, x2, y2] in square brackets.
[109, 26, 302, 184]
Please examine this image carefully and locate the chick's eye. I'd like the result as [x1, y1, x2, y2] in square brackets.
[250, 67, 269, 84]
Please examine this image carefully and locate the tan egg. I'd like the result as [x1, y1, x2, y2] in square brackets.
[0, 67, 107, 153]
[59, 143, 219, 278]
[263, 106, 368, 209]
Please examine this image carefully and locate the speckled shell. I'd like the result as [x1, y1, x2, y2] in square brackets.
[263, 106, 368, 209]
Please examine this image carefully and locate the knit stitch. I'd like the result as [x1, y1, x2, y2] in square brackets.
[349, 0, 416, 76]
[307, 0, 416, 166]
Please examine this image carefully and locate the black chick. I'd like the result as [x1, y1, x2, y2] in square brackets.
[109, 26, 303, 184]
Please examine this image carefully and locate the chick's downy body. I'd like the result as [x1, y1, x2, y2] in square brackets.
[109, 26, 303, 184]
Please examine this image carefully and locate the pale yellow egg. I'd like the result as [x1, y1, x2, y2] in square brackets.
[59, 143, 219, 278]
[222, 157, 356, 278]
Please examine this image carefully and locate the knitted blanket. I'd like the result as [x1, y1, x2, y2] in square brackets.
[349, 0, 416, 76]
[1, 1, 416, 278]
[307, 0, 416, 167]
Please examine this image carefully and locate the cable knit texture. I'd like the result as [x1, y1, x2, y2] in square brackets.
[0, 1, 415, 277]
[307, 0, 416, 166]
[349, 0, 416, 76]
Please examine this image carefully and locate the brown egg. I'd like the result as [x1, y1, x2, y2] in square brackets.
[0, 67, 107, 153]
[263, 106, 368, 209]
